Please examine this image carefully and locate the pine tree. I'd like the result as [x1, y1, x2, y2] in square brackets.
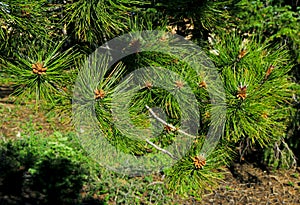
[0, 0, 299, 202]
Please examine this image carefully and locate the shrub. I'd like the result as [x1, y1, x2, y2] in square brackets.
[0, 133, 90, 204]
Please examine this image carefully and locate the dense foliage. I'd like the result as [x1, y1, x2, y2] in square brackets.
[0, 0, 299, 203]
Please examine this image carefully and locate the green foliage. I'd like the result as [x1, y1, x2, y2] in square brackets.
[0, 0, 64, 59]
[207, 31, 297, 166]
[87, 171, 173, 204]
[210, 32, 292, 141]
[0, 133, 90, 204]
[64, 0, 128, 47]
[165, 138, 233, 199]
[0, 0, 299, 203]
[224, 0, 300, 63]
[284, 84, 300, 162]
[3, 39, 79, 106]
[148, 0, 231, 40]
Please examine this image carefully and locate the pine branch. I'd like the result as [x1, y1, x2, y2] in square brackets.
[145, 105, 196, 139]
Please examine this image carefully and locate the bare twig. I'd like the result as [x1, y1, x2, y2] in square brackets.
[281, 139, 297, 169]
[145, 105, 196, 139]
[144, 104, 199, 160]
[145, 139, 178, 160]
[273, 139, 297, 169]
[147, 181, 164, 187]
